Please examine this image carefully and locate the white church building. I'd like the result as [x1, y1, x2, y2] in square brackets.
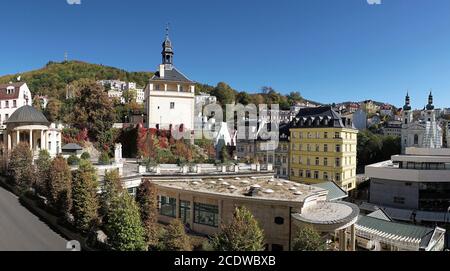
[144, 31, 195, 131]
[401, 92, 443, 153]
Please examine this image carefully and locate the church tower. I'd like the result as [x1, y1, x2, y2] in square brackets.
[162, 26, 174, 68]
[144, 25, 196, 131]
[425, 91, 435, 122]
[403, 92, 413, 125]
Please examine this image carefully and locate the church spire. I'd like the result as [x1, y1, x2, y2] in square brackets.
[426, 90, 434, 110]
[162, 24, 174, 66]
[403, 91, 411, 111]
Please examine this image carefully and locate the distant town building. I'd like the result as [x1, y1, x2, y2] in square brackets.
[361, 100, 379, 115]
[135, 88, 145, 104]
[367, 114, 381, 127]
[98, 80, 144, 104]
[347, 103, 360, 113]
[289, 106, 358, 191]
[380, 104, 394, 117]
[401, 92, 443, 153]
[144, 32, 195, 130]
[34, 95, 49, 109]
[382, 120, 402, 137]
[107, 90, 125, 104]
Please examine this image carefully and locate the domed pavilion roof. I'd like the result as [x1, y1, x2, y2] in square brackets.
[5, 105, 50, 126]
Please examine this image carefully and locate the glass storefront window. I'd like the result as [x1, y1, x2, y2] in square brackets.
[159, 196, 176, 218]
[194, 203, 219, 227]
[179, 200, 191, 224]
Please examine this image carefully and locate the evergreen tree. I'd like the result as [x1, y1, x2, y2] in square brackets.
[292, 225, 325, 251]
[48, 156, 73, 216]
[71, 160, 99, 232]
[8, 142, 34, 193]
[100, 170, 123, 220]
[211, 206, 265, 251]
[136, 181, 160, 248]
[163, 219, 192, 251]
[105, 192, 147, 251]
[35, 149, 51, 197]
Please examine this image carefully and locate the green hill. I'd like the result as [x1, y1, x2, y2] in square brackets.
[0, 60, 153, 98]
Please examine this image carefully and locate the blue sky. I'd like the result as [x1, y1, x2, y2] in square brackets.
[1, 0, 450, 109]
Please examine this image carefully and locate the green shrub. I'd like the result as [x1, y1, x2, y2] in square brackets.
[98, 152, 111, 165]
[81, 152, 91, 160]
[67, 155, 81, 166]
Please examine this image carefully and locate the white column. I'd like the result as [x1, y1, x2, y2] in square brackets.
[350, 224, 356, 251]
[29, 129, 33, 150]
[44, 131, 48, 151]
[7, 133, 11, 151]
[16, 130, 20, 147]
[40, 130, 44, 150]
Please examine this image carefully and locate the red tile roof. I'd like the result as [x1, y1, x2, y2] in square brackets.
[0, 82, 24, 100]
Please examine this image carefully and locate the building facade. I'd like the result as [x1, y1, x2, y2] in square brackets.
[366, 147, 450, 214]
[141, 172, 359, 251]
[289, 106, 358, 191]
[144, 33, 195, 130]
[0, 82, 32, 127]
[383, 120, 402, 137]
[401, 92, 443, 153]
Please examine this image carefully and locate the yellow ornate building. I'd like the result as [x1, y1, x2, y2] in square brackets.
[289, 107, 358, 191]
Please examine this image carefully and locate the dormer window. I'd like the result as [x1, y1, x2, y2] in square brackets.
[6, 87, 14, 95]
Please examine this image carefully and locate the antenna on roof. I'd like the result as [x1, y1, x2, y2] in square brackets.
[165, 23, 170, 39]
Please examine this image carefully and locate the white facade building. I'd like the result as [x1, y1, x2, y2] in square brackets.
[0, 82, 32, 127]
[401, 92, 443, 153]
[144, 33, 195, 130]
[136, 88, 145, 104]
[107, 90, 125, 104]
[99, 80, 144, 104]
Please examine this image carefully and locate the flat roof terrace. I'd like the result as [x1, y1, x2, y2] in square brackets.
[150, 175, 327, 204]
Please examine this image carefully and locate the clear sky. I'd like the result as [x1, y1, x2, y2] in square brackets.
[1, 0, 450, 109]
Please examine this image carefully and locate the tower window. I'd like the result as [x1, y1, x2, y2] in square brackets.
[170, 102, 175, 109]
[274, 217, 284, 225]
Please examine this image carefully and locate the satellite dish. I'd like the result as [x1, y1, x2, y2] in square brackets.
[17, 76, 21, 82]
